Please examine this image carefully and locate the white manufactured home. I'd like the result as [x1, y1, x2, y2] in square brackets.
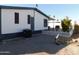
[0, 5, 49, 39]
[48, 20, 61, 30]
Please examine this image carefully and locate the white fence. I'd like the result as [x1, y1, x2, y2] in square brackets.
[59, 29, 74, 38]
[42, 29, 74, 38]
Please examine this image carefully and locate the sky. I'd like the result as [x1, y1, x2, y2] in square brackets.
[1, 4, 79, 22]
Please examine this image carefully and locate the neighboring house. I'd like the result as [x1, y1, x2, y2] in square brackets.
[48, 19, 61, 31]
[0, 5, 49, 39]
[48, 19, 75, 31]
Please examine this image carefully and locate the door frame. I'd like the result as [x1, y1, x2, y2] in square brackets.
[30, 17, 34, 31]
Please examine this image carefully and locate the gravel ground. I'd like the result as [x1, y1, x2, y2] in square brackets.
[56, 43, 79, 55]
[0, 33, 79, 55]
[32, 42, 79, 55]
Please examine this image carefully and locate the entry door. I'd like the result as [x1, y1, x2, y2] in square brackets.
[31, 17, 34, 31]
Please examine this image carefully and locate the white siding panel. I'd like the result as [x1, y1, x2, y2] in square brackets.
[1, 9, 34, 34]
[1, 9, 48, 34]
[35, 11, 48, 31]
[48, 20, 62, 29]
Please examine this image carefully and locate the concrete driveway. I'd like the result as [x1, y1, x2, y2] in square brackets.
[0, 34, 65, 55]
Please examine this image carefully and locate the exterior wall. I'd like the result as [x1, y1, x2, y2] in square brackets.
[1, 9, 48, 34]
[48, 20, 62, 29]
[34, 11, 48, 31]
[1, 9, 34, 34]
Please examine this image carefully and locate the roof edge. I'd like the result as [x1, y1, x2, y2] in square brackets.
[0, 5, 49, 18]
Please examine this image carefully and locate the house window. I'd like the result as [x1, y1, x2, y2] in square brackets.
[44, 19, 48, 27]
[15, 12, 19, 24]
[28, 15, 31, 24]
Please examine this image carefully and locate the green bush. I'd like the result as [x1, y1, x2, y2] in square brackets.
[61, 17, 72, 32]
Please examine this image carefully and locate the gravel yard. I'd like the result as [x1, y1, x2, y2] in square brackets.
[0, 33, 79, 55]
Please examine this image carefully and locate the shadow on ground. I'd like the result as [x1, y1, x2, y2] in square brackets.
[0, 34, 66, 55]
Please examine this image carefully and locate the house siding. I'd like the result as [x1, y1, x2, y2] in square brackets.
[0, 8, 49, 39]
[48, 20, 62, 29]
[0, 5, 49, 18]
[1, 9, 34, 34]
[35, 11, 48, 31]
[1, 9, 48, 34]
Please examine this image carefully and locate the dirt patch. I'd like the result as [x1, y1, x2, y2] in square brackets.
[56, 42, 79, 55]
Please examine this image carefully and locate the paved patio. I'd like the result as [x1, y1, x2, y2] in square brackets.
[0, 34, 65, 55]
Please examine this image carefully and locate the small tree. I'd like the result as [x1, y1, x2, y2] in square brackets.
[61, 17, 72, 32]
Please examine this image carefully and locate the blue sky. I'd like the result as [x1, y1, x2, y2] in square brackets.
[2, 4, 79, 22]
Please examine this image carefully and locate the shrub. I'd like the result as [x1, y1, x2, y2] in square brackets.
[61, 17, 72, 32]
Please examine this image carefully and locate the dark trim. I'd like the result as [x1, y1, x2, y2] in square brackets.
[0, 30, 42, 40]
[27, 15, 31, 24]
[31, 17, 34, 31]
[44, 19, 48, 27]
[15, 12, 19, 24]
[34, 8, 49, 18]
[0, 32, 23, 40]
[0, 8, 1, 34]
[0, 5, 34, 10]
[0, 5, 49, 18]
